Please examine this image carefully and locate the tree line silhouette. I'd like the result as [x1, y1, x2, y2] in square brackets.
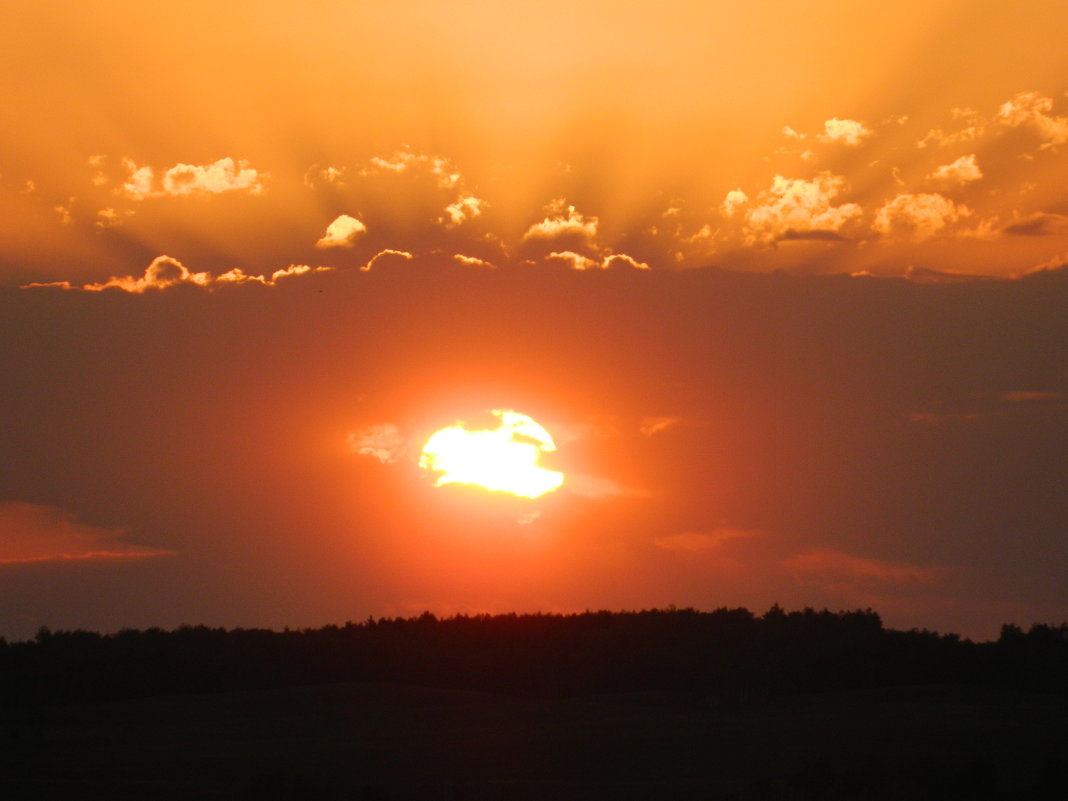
[2, 606, 1066, 706]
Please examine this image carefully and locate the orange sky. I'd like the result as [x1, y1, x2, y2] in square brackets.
[2, 2, 1068, 641]
[2, 0, 1068, 284]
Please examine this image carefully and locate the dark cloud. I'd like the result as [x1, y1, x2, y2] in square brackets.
[775, 229, 849, 243]
[1002, 213, 1068, 237]
[0, 502, 174, 565]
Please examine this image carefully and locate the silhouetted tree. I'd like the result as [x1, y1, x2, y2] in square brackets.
[2, 607, 1065, 707]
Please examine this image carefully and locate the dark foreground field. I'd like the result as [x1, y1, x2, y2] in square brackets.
[3, 680, 1065, 800]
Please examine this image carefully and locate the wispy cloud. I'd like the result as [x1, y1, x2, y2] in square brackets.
[0, 502, 173, 566]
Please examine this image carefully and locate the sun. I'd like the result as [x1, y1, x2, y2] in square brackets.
[419, 409, 564, 499]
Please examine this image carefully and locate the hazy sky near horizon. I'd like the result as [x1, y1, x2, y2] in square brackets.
[2, 1, 1067, 640]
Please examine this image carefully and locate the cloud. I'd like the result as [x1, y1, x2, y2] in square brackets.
[523, 200, 600, 250]
[549, 416, 620, 443]
[951, 217, 1000, 242]
[722, 188, 748, 217]
[1002, 213, 1068, 237]
[304, 165, 346, 188]
[53, 200, 73, 226]
[452, 254, 495, 269]
[654, 527, 760, 552]
[0, 502, 173, 566]
[997, 390, 1066, 403]
[907, 411, 982, 425]
[1028, 252, 1068, 273]
[546, 251, 600, 271]
[349, 424, 406, 464]
[873, 193, 970, 240]
[917, 107, 985, 148]
[163, 158, 266, 196]
[23, 256, 330, 292]
[996, 91, 1068, 145]
[214, 264, 332, 286]
[315, 214, 367, 248]
[442, 194, 486, 228]
[602, 253, 650, 271]
[551, 250, 602, 273]
[121, 157, 267, 199]
[89, 154, 108, 186]
[928, 154, 982, 186]
[776, 229, 847, 243]
[361, 249, 413, 272]
[563, 473, 635, 498]
[744, 173, 862, 243]
[638, 416, 683, 436]
[783, 549, 938, 587]
[88, 255, 211, 293]
[902, 266, 995, 284]
[365, 149, 461, 190]
[335, 148, 497, 251]
[546, 251, 649, 271]
[95, 207, 131, 229]
[121, 159, 155, 199]
[818, 118, 871, 146]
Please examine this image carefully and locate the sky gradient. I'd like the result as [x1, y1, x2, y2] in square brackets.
[2, 1, 1067, 640]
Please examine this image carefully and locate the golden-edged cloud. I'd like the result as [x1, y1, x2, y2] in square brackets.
[24, 256, 330, 292]
[996, 91, 1068, 146]
[442, 194, 486, 228]
[8, 89, 1068, 285]
[522, 199, 600, 252]
[721, 189, 749, 218]
[917, 108, 986, 149]
[365, 149, 460, 189]
[873, 193, 969, 241]
[95, 207, 131, 229]
[361, 249, 413, 272]
[743, 173, 862, 243]
[452, 254, 495, 269]
[84, 254, 210, 292]
[818, 117, 872, 146]
[316, 214, 367, 248]
[928, 154, 982, 187]
[602, 253, 650, 270]
[545, 251, 649, 271]
[121, 157, 267, 200]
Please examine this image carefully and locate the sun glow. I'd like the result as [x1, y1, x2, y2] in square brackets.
[419, 410, 564, 498]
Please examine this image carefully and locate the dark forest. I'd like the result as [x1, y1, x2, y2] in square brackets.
[3, 607, 1066, 800]
[7, 606, 1068, 704]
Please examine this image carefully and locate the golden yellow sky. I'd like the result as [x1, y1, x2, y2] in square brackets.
[3, 0, 1068, 283]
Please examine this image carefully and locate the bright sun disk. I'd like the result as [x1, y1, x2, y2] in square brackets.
[419, 410, 564, 499]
